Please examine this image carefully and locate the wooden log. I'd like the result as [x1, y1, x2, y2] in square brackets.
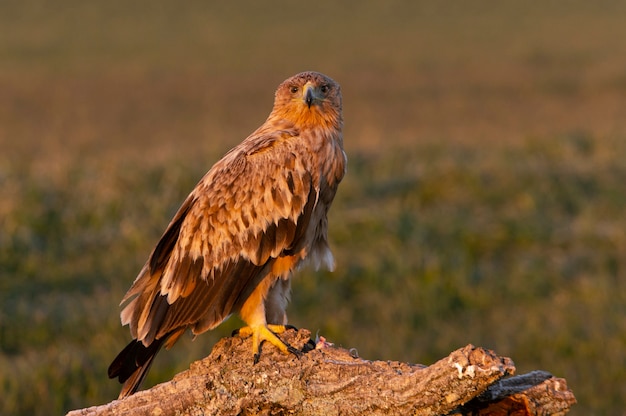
[67, 328, 575, 416]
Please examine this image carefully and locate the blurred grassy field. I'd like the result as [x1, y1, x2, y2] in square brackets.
[1, 1, 626, 414]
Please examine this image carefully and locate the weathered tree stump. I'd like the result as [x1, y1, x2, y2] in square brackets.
[67, 329, 576, 415]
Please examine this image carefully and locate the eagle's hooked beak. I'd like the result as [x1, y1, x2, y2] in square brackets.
[303, 82, 315, 108]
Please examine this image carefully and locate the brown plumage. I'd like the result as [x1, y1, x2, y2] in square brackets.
[108, 71, 346, 398]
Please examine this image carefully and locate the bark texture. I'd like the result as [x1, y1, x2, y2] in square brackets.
[67, 329, 576, 416]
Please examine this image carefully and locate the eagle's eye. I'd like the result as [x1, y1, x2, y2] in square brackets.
[319, 84, 329, 94]
[289, 86, 299, 94]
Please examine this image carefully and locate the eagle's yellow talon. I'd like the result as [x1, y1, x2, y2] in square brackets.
[235, 324, 299, 361]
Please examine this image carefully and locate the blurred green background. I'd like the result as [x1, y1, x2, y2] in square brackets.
[1, 1, 625, 414]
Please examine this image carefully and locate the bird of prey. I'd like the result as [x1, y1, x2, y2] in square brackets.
[108, 71, 346, 399]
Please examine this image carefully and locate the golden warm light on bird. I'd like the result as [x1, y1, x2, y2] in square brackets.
[108, 71, 346, 398]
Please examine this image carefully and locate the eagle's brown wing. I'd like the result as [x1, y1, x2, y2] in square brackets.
[119, 128, 327, 346]
[108, 128, 329, 397]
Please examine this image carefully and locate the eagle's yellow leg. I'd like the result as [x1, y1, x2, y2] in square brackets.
[236, 275, 301, 362]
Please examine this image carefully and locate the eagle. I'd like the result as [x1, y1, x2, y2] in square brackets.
[108, 71, 346, 398]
